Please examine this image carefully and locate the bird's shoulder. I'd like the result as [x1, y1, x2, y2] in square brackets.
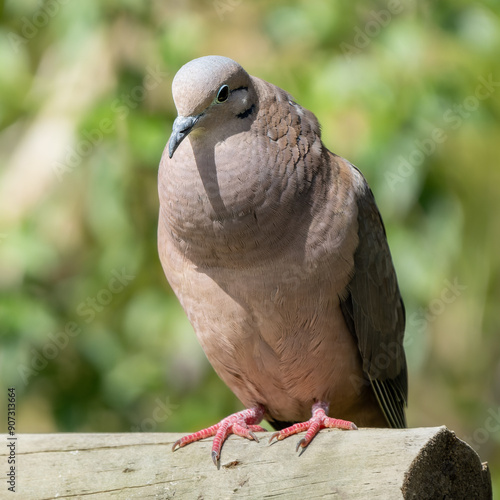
[251, 77, 321, 149]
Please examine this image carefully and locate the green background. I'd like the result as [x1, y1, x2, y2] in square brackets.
[0, 0, 499, 493]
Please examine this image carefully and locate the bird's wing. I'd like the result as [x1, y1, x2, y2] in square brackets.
[339, 168, 408, 428]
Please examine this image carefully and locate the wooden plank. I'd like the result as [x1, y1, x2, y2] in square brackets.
[0, 426, 491, 499]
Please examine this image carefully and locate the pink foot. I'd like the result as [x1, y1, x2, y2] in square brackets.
[172, 405, 266, 467]
[269, 401, 357, 452]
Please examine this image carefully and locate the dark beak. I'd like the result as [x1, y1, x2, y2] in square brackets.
[168, 115, 200, 158]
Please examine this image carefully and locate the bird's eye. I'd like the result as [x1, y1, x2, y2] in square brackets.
[216, 85, 229, 103]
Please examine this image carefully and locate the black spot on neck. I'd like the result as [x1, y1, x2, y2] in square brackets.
[237, 104, 255, 119]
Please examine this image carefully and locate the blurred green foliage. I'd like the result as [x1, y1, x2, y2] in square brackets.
[0, 0, 499, 493]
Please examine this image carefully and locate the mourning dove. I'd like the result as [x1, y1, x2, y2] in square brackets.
[158, 56, 407, 467]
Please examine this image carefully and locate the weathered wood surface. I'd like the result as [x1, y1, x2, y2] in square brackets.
[1, 426, 491, 499]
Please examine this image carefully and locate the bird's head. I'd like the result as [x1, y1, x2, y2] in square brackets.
[167, 56, 256, 158]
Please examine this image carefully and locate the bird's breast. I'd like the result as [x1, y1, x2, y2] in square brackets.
[159, 134, 321, 268]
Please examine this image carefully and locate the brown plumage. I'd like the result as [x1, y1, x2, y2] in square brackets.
[158, 56, 407, 466]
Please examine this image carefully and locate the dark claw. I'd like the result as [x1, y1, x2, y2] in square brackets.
[172, 439, 182, 452]
[248, 430, 259, 443]
[296, 438, 306, 452]
[212, 450, 220, 469]
[269, 432, 280, 444]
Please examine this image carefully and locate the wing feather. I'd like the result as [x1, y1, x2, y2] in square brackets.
[340, 170, 408, 428]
